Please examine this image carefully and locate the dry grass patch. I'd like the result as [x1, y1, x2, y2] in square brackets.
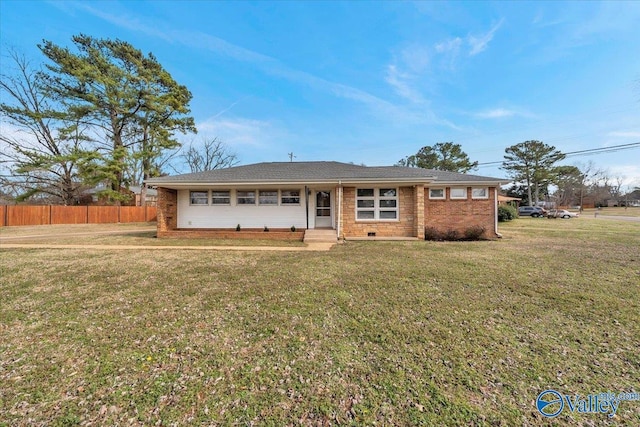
[0, 223, 304, 247]
[582, 207, 640, 217]
[1, 218, 639, 425]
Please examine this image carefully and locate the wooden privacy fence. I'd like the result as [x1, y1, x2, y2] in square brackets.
[0, 205, 157, 227]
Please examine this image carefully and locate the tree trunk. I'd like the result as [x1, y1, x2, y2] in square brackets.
[526, 175, 533, 206]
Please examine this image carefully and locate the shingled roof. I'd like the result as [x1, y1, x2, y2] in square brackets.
[146, 161, 504, 187]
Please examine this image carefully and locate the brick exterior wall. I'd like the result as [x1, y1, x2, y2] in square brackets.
[340, 186, 417, 238]
[424, 187, 498, 238]
[156, 187, 177, 233]
[414, 184, 425, 239]
[159, 229, 304, 241]
[156, 184, 498, 240]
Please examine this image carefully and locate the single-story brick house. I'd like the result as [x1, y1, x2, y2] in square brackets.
[146, 161, 506, 240]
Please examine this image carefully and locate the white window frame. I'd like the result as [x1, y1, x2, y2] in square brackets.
[281, 189, 301, 205]
[356, 187, 398, 221]
[429, 188, 445, 200]
[236, 190, 256, 205]
[450, 187, 467, 200]
[356, 188, 375, 220]
[472, 187, 489, 199]
[258, 190, 279, 206]
[378, 188, 398, 220]
[211, 190, 231, 205]
[189, 190, 209, 205]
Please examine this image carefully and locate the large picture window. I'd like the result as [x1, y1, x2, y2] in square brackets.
[356, 188, 398, 220]
[190, 191, 208, 205]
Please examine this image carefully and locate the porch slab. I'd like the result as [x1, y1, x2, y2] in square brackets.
[303, 229, 338, 243]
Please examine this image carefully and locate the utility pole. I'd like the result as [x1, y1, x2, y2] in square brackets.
[288, 152, 296, 162]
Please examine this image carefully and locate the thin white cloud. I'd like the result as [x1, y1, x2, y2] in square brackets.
[196, 116, 275, 148]
[528, 3, 640, 65]
[74, 3, 273, 64]
[400, 45, 430, 73]
[64, 2, 467, 136]
[432, 20, 502, 67]
[435, 37, 462, 54]
[69, 2, 423, 125]
[608, 131, 640, 138]
[468, 19, 504, 56]
[473, 107, 535, 120]
[384, 45, 431, 104]
[531, 9, 565, 28]
[607, 165, 640, 188]
[385, 64, 425, 104]
[434, 37, 462, 70]
[209, 97, 249, 120]
[474, 108, 516, 119]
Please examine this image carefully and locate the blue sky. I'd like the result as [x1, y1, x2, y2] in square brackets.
[2, 1, 639, 188]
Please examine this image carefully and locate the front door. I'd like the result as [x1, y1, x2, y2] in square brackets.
[315, 190, 332, 228]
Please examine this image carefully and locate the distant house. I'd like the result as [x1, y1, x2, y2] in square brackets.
[129, 186, 158, 207]
[498, 195, 521, 207]
[80, 183, 137, 206]
[146, 161, 506, 240]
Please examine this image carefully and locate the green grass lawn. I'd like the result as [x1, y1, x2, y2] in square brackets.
[1, 218, 639, 426]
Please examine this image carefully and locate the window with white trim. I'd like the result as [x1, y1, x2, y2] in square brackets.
[190, 191, 208, 205]
[281, 190, 301, 205]
[450, 187, 467, 199]
[236, 190, 256, 205]
[429, 188, 445, 199]
[259, 190, 278, 205]
[211, 190, 230, 205]
[472, 187, 488, 199]
[378, 188, 398, 219]
[356, 188, 398, 220]
[356, 189, 375, 219]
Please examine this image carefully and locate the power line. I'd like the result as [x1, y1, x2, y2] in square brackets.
[475, 142, 640, 167]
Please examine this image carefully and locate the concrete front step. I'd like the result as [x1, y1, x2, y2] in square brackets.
[303, 229, 338, 243]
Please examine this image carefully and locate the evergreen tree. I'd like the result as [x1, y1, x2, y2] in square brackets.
[39, 34, 196, 203]
[502, 140, 565, 206]
[397, 142, 478, 173]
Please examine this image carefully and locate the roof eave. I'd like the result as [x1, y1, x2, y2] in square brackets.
[431, 180, 507, 186]
[145, 177, 441, 188]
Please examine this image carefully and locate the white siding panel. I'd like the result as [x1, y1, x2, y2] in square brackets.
[177, 190, 307, 229]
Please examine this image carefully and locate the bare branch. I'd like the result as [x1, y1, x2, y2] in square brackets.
[179, 137, 239, 173]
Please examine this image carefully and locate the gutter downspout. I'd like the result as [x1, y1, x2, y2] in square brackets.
[495, 187, 503, 238]
[305, 186, 309, 230]
[337, 181, 342, 240]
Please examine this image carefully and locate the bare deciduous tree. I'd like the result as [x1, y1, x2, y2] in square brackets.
[181, 137, 238, 173]
[0, 50, 87, 204]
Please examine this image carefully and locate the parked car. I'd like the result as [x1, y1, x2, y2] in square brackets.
[547, 209, 579, 219]
[518, 206, 547, 217]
